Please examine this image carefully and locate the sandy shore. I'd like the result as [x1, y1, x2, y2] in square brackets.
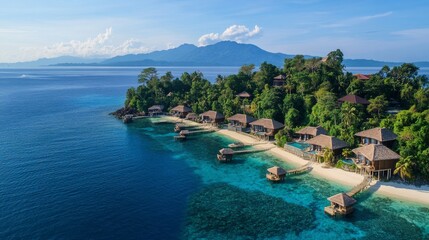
[217, 129, 429, 206]
[164, 116, 429, 206]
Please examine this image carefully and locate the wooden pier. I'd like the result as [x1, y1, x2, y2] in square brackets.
[231, 147, 274, 155]
[153, 120, 175, 124]
[216, 146, 274, 162]
[180, 129, 215, 135]
[174, 123, 204, 132]
[286, 162, 313, 174]
[228, 142, 269, 148]
[174, 128, 216, 141]
[346, 176, 372, 197]
[324, 175, 372, 217]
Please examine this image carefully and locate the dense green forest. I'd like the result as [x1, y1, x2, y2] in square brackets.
[122, 49, 429, 181]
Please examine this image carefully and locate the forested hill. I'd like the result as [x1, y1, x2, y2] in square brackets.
[101, 41, 294, 66]
[2, 41, 429, 67]
[121, 50, 429, 181]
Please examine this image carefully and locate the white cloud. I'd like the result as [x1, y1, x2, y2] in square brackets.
[358, 11, 393, 21]
[322, 11, 393, 28]
[198, 25, 262, 46]
[392, 28, 429, 38]
[21, 28, 149, 60]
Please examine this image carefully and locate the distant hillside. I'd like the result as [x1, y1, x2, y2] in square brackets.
[101, 41, 295, 66]
[2, 41, 429, 68]
[0, 56, 104, 68]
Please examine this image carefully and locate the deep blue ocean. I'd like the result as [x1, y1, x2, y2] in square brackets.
[0, 67, 428, 240]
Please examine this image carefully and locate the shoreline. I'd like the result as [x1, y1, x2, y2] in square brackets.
[162, 116, 429, 206]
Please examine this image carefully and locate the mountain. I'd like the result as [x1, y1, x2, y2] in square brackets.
[0, 56, 105, 68]
[101, 41, 295, 66]
[2, 41, 429, 68]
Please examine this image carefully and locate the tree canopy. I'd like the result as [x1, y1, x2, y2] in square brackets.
[123, 50, 429, 180]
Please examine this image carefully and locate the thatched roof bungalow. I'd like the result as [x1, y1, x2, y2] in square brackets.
[148, 105, 164, 116]
[266, 166, 287, 182]
[355, 127, 397, 148]
[273, 74, 286, 87]
[325, 193, 356, 216]
[353, 74, 371, 80]
[217, 148, 234, 162]
[170, 105, 192, 118]
[200, 110, 225, 124]
[352, 144, 400, 179]
[305, 134, 348, 157]
[296, 126, 328, 141]
[185, 112, 198, 121]
[338, 94, 369, 105]
[338, 94, 370, 105]
[249, 118, 284, 140]
[227, 114, 256, 131]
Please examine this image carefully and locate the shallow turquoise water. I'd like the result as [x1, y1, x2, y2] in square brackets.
[1, 67, 428, 239]
[132, 119, 429, 239]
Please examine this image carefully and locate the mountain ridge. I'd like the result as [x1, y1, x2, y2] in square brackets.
[1, 41, 428, 68]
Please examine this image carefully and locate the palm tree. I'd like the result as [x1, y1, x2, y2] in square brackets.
[342, 148, 352, 159]
[394, 156, 414, 181]
[323, 148, 335, 166]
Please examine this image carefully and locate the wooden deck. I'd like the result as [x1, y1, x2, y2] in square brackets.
[228, 142, 269, 148]
[232, 147, 274, 155]
[346, 175, 372, 197]
[286, 162, 313, 174]
[180, 129, 216, 135]
[325, 175, 372, 216]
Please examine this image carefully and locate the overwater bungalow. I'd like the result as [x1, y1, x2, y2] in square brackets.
[352, 144, 400, 179]
[227, 114, 256, 132]
[338, 94, 370, 105]
[217, 148, 234, 162]
[170, 105, 192, 118]
[273, 74, 286, 87]
[200, 110, 225, 124]
[305, 134, 348, 159]
[174, 130, 189, 141]
[266, 166, 287, 182]
[355, 127, 397, 148]
[249, 118, 284, 141]
[148, 105, 164, 116]
[353, 74, 371, 80]
[295, 126, 328, 141]
[185, 112, 198, 121]
[324, 193, 356, 216]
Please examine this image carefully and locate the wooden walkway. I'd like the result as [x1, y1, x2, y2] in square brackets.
[228, 142, 269, 148]
[231, 147, 274, 155]
[347, 175, 372, 197]
[286, 162, 313, 174]
[180, 129, 215, 135]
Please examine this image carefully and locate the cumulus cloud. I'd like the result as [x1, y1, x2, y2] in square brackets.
[23, 28, 149, 59]
[198, 25, 262, 46]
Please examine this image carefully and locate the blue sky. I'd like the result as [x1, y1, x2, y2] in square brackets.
[1, 0, 429, 62]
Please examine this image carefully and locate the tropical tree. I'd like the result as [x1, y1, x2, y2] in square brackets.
[394, 156, 414, 181]
[367, 95, 388, 119]
[138, 67, 158, 85]
[342, 148, 352, 159]
[323, 148, 335, 166]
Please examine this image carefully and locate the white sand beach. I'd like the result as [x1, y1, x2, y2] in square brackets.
[165, 116, 429, 206]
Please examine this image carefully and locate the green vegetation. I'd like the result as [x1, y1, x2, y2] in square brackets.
[123, 49, 429, 181]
